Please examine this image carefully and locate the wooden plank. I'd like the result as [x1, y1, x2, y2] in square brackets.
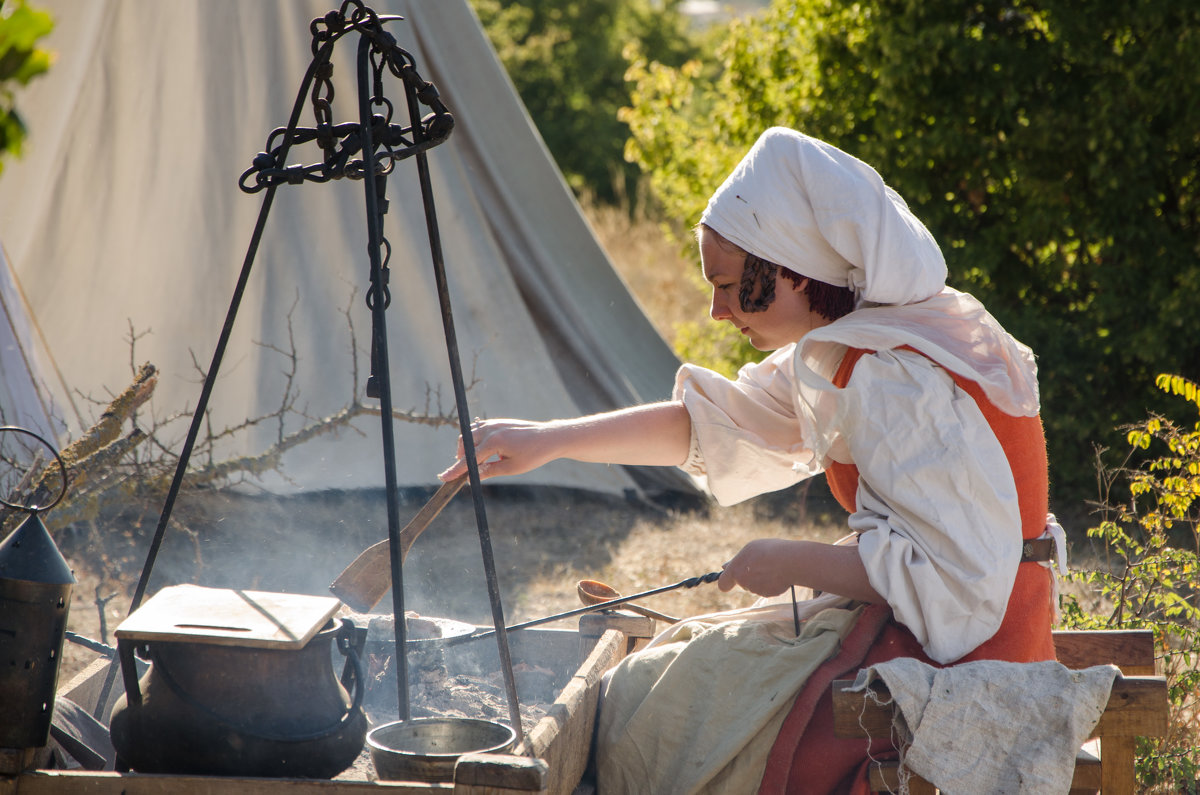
[1090, 677, 1169, 737]
[577, 613, 653, 643]
[1053, 630, 1157, 676]
[57, 655, 147, 722]
[115, 585, 340, 649]
[5, 770, 449, 793]
[831, 679, 891, 739]
[453, 753, 546, 792]
[513, 629, 624, 795]
[0, 747, 49, 776]
[867, 764, 935, 794]
[1100, 736, 1136, 795]
[1071, 740, 1102, 791]
[58, 656, 117, 708]
[870, 751, 1106, 795]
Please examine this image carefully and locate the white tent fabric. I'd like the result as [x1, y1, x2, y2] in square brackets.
[0, 243, 64, 449]
[0, 0, 694, 497]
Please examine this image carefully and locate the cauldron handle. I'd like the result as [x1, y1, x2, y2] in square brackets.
[118, 639, 144, 707]
[336, 618, 367, 705]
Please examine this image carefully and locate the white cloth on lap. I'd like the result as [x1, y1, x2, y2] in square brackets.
[849, 658, 1119, 795]
[596, 605, 863, 795]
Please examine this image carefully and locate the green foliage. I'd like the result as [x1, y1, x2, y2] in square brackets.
[1060, 375, 1200, 790]
[470, 0, 699, 203]
[620, 0, 1200, 500]
[673, 318, 749, 379]
[0, 0, 53, 174]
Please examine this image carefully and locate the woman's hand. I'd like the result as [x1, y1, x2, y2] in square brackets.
[438, 419, 559, 482]
[718, 539, 805, 597]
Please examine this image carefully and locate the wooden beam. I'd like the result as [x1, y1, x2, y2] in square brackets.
[1052, 630, 1157, 676]
[869, 745, 1106, 793]
[1091, 677, 1169, 738]
[453, 753, 546, 791]
[3, 770, 450, 793]
[514, 629, 623, 795]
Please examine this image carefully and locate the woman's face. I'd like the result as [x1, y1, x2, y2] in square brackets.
[700, 227, 828, 350]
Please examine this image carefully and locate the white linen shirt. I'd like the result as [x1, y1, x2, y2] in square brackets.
[673, 290, 1035, 663]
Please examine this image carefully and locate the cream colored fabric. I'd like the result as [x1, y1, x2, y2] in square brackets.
[677, 343, 1023, 662]
[850, 658, 1119, 794]
[792, 288, 1040, 469]
[596, 605, 863, 795]
[700, 127, 947, 306]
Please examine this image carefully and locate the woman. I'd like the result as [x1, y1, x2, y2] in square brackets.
[439, 127, 1063, 793]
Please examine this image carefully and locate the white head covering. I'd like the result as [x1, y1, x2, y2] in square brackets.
[700, 127, 947, 306]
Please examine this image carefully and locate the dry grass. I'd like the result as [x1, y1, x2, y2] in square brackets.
[514, 490, 849, 623]
[579, 193, 709, 346]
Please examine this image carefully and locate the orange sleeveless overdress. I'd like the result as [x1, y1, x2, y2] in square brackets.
[757, 347, 1056, 794]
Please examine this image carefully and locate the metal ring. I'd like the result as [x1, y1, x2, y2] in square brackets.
[0, 425, 68, 513]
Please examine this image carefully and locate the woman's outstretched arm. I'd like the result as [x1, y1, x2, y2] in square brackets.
[438, 401, 692, 483]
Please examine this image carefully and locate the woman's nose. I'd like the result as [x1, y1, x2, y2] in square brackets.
[710, 291, 731, 321]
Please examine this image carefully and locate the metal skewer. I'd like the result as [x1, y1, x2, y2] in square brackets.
[445, 571, 722, 646]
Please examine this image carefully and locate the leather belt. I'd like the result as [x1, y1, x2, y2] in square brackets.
[1020, 537, 1055, 563]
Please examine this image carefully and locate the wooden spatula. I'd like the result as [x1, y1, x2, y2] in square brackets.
[329, 474, 467, 612]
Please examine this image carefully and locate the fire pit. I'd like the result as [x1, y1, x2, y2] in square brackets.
[351, 610, 559, 733]
[42, 611, 654, 792]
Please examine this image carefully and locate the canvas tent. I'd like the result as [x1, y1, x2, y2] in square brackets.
[0, 0, 697, 499]
[0, 243, 64, 453]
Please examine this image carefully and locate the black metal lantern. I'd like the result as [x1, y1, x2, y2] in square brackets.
[0, 427, 74, 751]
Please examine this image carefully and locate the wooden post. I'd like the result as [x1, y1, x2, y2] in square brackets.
[1100, 736, 1136, 795]
[576, 613, 654, 661]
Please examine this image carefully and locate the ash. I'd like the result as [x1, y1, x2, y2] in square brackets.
[355, 612, 558, 734]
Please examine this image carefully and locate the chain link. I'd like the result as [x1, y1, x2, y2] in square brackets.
[238, 5, 453, 195]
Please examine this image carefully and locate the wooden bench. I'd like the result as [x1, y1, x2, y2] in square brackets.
[831, 630, 1169, 794]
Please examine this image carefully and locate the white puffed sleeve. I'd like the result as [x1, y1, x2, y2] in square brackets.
[672, 346, 820, 505]
[842, 349, 1022, 663]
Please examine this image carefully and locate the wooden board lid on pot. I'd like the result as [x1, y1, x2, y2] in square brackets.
[115, 584, 341, 649]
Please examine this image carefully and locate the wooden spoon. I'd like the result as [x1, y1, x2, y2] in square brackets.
[329, 475, 467, 612]
[576, 579, 679, 624]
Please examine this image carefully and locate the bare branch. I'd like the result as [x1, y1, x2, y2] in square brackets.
[6, 288, 483, 540]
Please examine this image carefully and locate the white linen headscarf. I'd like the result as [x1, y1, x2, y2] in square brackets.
[700, 127, 947, 306]
[693, 127, 1040, 450]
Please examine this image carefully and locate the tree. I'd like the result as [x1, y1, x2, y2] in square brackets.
[470, 0, 700, 204]
[621, 0, 1200, 500]
[0, 0, 54, 174]
[1061, 374, 1200, 788]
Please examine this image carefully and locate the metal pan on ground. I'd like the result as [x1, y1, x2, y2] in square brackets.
[367, 716, 517, 782]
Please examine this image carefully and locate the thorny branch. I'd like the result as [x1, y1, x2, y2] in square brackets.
[0, 295, 481, 540]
